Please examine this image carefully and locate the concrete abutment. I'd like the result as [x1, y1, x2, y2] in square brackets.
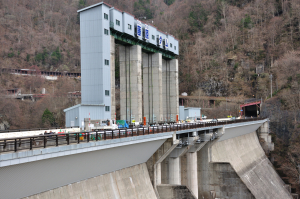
[25, 163, 157, 199]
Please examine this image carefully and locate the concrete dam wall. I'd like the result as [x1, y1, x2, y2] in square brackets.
[25, 163, 156, 199]
[210, 131, 292, 199]
[4, 120, 292, 199]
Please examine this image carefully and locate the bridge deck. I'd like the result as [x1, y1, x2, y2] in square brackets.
[0, 118, 266, 154]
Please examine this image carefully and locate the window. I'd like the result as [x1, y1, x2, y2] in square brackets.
[105, 90, 109, 96]
[104, 13, 108, 20]
[128, 24, 132, 30]
[152, 35, 155, 40]
[170, 43, 172, 48]
[174, 46, 176, 50]
[104, 29, 109, 35]
[116, 20, 120, 26]
[105, 106, 110, 111]
[105, 59, 109, 65]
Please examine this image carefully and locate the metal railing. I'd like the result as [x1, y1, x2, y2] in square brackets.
[0, 126, 80, 133]
[0, 118, 266, 153]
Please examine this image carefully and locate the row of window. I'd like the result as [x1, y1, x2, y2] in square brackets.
[104, 13, 177, 50]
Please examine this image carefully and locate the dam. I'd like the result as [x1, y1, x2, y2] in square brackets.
[0, 2, 296, 199]
[0, 118, 295, 199]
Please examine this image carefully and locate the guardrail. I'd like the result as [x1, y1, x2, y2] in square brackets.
[0, 118, 266, 153]
[0, 126, 80, 133]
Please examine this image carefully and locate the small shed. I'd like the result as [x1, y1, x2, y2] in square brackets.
[179, 106, 201, 121]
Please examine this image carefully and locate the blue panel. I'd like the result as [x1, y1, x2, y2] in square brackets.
[165, 38, 169, 49]
[158, 35, 162, 46]
[145, 24, 149, 40]
[137, 20, 142, 38]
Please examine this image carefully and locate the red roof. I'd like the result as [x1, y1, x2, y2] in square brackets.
[240, 101, 261, 108]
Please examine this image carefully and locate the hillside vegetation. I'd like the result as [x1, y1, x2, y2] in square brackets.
[1, 0, 300, 193]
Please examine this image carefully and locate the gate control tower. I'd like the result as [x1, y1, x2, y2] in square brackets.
[64, 2, 179, 127]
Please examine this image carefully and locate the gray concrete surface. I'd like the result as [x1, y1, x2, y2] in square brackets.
[25, 163, 157, 199]
[169, 59, 179, 120]
[187, 152, 198, 198]
[198, 140, 255, 199]
[157, 184, 196, 199]
[120, 45, 143, 123]
[259, 121, 274, 153]
[162, 59, 170, 122]
[169, 157, 181, 184]
[143, 53, 163, 123]
[0, 134, 171, 199]
[110, 35, 116, 120]
[210, 131, 292, 199]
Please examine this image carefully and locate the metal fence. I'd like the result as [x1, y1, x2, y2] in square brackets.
[0, 118, 266, 153]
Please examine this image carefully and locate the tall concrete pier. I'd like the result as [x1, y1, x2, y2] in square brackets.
[119, 45, 143, 123]
[110, 35, 116, 120]
[162, 59, 178, 122]
[143, 53, 163, 123]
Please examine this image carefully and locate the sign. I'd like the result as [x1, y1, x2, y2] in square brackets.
[137, 20, 142, 38]
[159, 35, 162, 46]
[240, 109, 243, 111]
[165, 38, 168, 49]
[145, 24, 149, 40]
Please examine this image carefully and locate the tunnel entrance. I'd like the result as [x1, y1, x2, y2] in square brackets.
[244, 104, 260, 117]
[240, 100, 261, 118]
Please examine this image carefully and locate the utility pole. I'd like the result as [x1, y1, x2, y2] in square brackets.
[270, 74, 273, 98]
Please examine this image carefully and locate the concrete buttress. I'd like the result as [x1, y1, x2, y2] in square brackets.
[210, 131, 292, 199]
[169, 157, 181, 184]
[187, 152, 198, 198]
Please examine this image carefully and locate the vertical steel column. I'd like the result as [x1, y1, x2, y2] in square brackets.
[129, 46, 132, 124]
[125, 46, 128, 123]
[151, 54, 153, 123]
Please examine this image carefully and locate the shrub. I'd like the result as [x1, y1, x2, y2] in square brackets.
[51, 47, 62, 65]
[234, 63, 238, 70]
[188, 3, 208, 33]
[35, 48, 48, 64]
[42, 108, 55, 126]
[241, 14, 252, 29]
[26, 54, 30, 62]
[8, 48, 14, 58]
[164, 0, 176, 6]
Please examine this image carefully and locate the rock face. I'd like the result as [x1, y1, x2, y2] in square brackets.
[199, 77, 228, 97]
[0, 120, 9, 130]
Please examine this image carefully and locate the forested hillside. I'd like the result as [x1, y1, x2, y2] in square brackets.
[1, 0, 300, 193]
